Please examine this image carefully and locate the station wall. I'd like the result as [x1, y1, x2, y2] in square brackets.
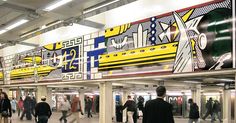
[0, 0, 234, 83]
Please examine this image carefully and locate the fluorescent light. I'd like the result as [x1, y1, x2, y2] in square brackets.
[83, 0, 120, 14]
[5, 19, 29, 30]
[0, 29, 8, 35]
[44, 0, 73, 11]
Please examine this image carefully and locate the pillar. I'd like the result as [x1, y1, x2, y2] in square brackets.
[79, 91, 85, 118]
[223, 90, 231, 123]
[1, 87, 10, 96]
[112, 92, 116, 121]
[36, 86, 47, 103]
[196, 85, 201, 113]
[47, 88, 53, 107]
[235, 73, 236, 122]
[99, 82, 112, 123]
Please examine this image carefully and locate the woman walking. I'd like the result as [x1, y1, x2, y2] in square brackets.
[17, 97, 23, 117]
[0, 92, 12, 123]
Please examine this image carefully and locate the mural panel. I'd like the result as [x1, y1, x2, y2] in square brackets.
[101, 0, 233, 77]
[62, 37, 83, 81]
[83, 32, 106, 80]
[0, 42, 63, 83]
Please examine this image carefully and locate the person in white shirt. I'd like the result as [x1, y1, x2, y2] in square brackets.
[59, 97, 71, 123]
[11, 98, 17, 113]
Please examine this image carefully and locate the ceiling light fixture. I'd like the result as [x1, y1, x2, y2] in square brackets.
[83, 0, 120, 14]
[43, 0, 73, 11]
[5, 19, 29, 30]
[0, 29, 8, 35]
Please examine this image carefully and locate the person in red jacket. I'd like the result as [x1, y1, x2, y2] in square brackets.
[17, 97, 24, 117]
[69, 95, 83, 123]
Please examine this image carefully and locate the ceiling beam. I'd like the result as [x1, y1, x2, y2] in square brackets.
[0, 40, 38, 49]
[77, 19, 105, 29]
[0, 0, 137, 50]
[0, 3, 39, 18]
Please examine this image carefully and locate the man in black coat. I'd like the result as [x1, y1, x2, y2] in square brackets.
[35, 96, 52, 123]
[188, 98, 200, 123]
[203, 97, 213, 121]
[143, 86, 174, 123]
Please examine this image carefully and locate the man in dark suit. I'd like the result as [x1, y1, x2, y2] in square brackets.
[143, 86, 174, 123]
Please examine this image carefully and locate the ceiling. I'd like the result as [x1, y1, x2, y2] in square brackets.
[0, 0, 106, 43]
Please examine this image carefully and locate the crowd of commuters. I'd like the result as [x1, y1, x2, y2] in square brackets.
[0, 87, 223, 123]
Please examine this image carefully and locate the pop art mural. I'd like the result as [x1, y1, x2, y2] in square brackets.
[0, 0, 234, 82]
[100, 0, 233, 77]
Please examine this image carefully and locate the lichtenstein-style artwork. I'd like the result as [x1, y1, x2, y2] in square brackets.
[83, 32, 106, 80]
[0, 42, 63, 83]
[40, 42, 62, 80]
[62, 37, 83, 80]
[101, 0, 233, 77]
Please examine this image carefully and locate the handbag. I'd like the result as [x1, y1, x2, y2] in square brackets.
[1, 111, 9, 117]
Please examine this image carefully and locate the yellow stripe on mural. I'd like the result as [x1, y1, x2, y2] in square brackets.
[99, 54, 176, 67]
[99, 59, 174, 70]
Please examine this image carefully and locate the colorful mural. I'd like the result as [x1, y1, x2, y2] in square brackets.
[0, 42, 62, 83]
[101, 0, 233, 77]
[83, 32, 106, 80]
[0, 0, 234, 82]
[62, 37, 83, 81]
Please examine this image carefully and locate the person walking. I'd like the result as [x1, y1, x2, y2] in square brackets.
[17, 97, 24, 117]
[69, 95, 83, 123]
[59, 97, 71, 123]
[202, 98, 213, 121]
[137, 96, 144, 118]
[20, 96, 32, 120]
[0, 92, 12, 123]
[31, 97, 37, 116]
[143, 86, 174, 123]
[121, 95, 137, 123]
[188, 99, 200, 123]
[212, 100, 222, 122]
[35, 96, 52, 123]
[10, 98, 17, 113]
[85, 97, 93, 118]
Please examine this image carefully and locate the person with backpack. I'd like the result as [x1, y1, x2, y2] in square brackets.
[122, 95, 137, 123]
[188, 99, 200, 123]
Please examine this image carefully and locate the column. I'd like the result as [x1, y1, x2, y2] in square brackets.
[47, 88, 53, 107]
[1, 87, 10, 96]
[223, 90, 231, 123]
[36, 86, 47, 103]
[196, 85, 201, 113]
[99, 82, 112, 123]
[235, 73, 236, 123]
[191, 89, 197, 102]
[112, 92, 116, 121]
[79, 91, 85, 118]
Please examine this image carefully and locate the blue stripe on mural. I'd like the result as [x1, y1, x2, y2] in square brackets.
[94, 36, 105, 48]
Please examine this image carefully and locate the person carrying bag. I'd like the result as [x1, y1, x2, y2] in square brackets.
[0, 92, 12, 123]
[68, 96, 84, 123]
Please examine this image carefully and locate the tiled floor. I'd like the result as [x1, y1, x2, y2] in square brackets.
[8, 112, 231, 123]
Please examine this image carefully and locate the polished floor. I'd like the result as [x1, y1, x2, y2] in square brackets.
[7, 112, 230, 123]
